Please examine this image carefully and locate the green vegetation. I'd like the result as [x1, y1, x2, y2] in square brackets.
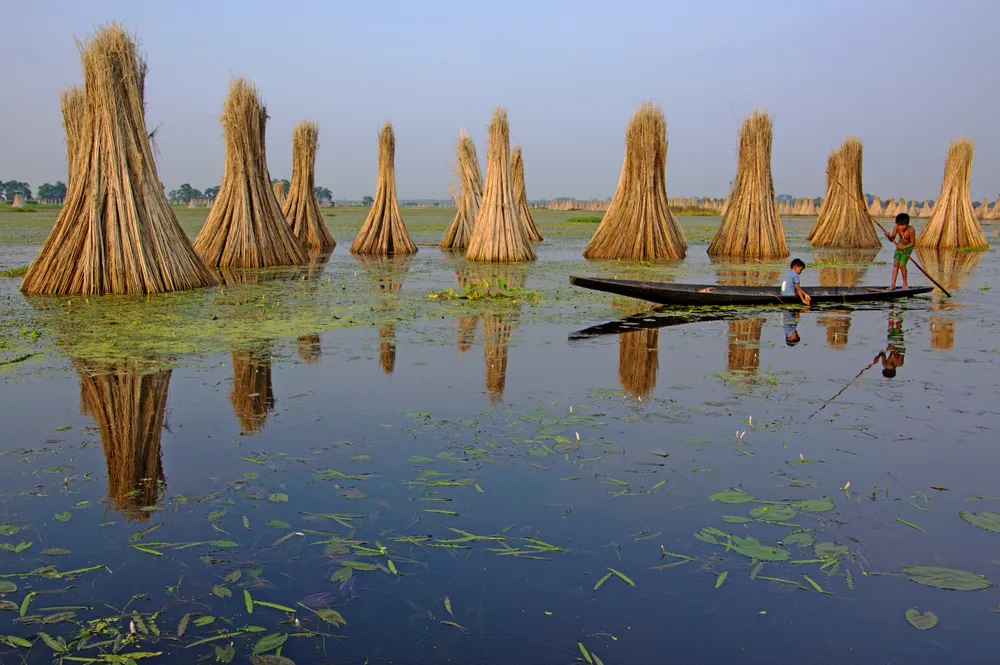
[0, 266, 27, 278]
[565, 215, 603, 223]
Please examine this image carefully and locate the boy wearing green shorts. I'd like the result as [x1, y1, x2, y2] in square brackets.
[886, 212, 916, 290]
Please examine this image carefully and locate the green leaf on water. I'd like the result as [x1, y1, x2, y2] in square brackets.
[750, 561, 763, 580]
[253, 632, 288, 654]
[578, 642, 594, 664]
[316, 608, 346, 627]
[0, 601, 17, 611]
[845, 570, 855, 590]
[131, 545, 163, 556]
[476, 484, 484, 494]
[206, 510, 227, 521]
[4, 635, 32, 648]
[212, 585, 232, 599]
[715, 571, 728, 588]
[607, 567, 635, 587]
[268, 493, 289, 503]
[802, 575, 826, 593]
[331, 567, 353, 583]
[244, 471, 260, 480]
[783, 531, 814, 548]
[254, 600, 296, 612]
[0, 581, 16, 593]
[37, 631, 66, 652]
[177, 613, 190, 637]
[960, 510, 1000, 533]
[267, 520, 291, 529]
[721, 515, 752, 524]
[250, 656, 296, 665]
[905, 608, 939, 630]
[193, 615, 215, 626]
[896, 518, 924, 532]
[13, 541, 31, 554]
[40, 548, 72, 556]
[731, 536, 789, 561]
[0, 524, 20, 536]
[749, 505, 796, 521]
[243, 515, 251, 530]
[902, 565, 992, 591]
[814, 542, 848, 558]
[791, 498, 835, 513]
[652, 480, 667, 490]
[211, 540, 239, 548]
[244, 590, 254, 613]
[19, 592, 35, 617]
[53, 512, 71, 522]
[709, 489, 754, 504]
[593, 572, 613, 590]
[408, 457, 435, 463]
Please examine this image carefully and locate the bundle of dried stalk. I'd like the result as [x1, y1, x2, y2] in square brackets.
[78, 361, 169, 520]
[273, 181, 286, 206]
[917, 140, 989, 249]
[868, 196, 884, 217]
[11, 194, 25, 209]
[726, 318, 764, 374]
[584, 103, 686, 260]
[351, 122, 417, 255]
[61, 86, 85, 192]
[194, 78, 306, 268]
[917, 200, 932, 218]
[21, 24, 217, 295]
[466, 108, 535, 262]
[708, 111, 788, 260]
[283, 121, 335, 250]
[230, 348, 275, 435]
[808, 138, 881, 248]
[985, 198, 1000, 221]
[512, 146, 543, 242]
[441, 130, 483, 250]
[618, 329, 658, 397]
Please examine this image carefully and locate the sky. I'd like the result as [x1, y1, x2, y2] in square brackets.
[1, 0, 998, 201]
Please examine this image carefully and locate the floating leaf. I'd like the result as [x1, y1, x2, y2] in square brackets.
[715, 571, 728, 588]
[792, 498, 835, 513]
[845, 570, 855, 590]
[709, 489, 754, 504]
[212, 585, 232, 599]
[408, 457, 435, 463]
[721, 515, 752, 524]
[53, 512, 71, 522]
[211, 540, 239, 548]
[19, 592, 35, 617]
[0, 524, 20, 537]
[206, 510, 227, 521]
[783, 532, 814, 548]
[177, 613, 191, 637]
[749, 505, 796, 521]
[607, 568, 635, 587]
[814, 542, 848, 558]
[960, 510, 1000, 533]
[731, 536, 789, 562]
[0, 581, 16, 594]
[37, 632, 66, 652]
[578, 642, 594, 664]
[593, 572, 612, 590]
[330, 567, 353, 583]
[902, 566, 992, 591]
[193, 615, 215, 627]
[253, 632, 288, 654]
[268, 493, 289, 503]
[802, 575, 826, 593]
[40, 548, 72, 556]
[244, 590, 254, 613]
[243, 516, 251, 530]
[905, 608, 939, 630]
[4, 635, 32, 648]
[244, 472, 260, 480]
[0, 601, 17, 611]
[267, 520, 291, 529]
[896, 518, 924, 532]
[251, 656, 296, 665]
[316, 608, 346, 627]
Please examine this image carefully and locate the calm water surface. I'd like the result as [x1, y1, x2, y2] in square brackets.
[0, 214, 998, 664]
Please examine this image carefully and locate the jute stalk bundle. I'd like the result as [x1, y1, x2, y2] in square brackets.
[618, 329, 658, 397]
[986, 198, 1000, 221]
[512, 146, 543, 242]
[917, 200, 932, 218]
[726, 318, 764, 374]
[230, 347, 275, 435]
[283, 121, 335, 250]
[883, 198, 898, 217]
[808, 138, 881, 248]
[273, 181, 286, 206]
[61, 86, 85, 192]
[194, 78, 306, 268]
[351, 122, 417, 256]
[21, 24, 217, 295]
[707, 111, 788, 260]
[78, 362, 169, 520]
[11, 194, 25, 209]
[583, 102, 686, 260]
[977, 198, 989, 220]
[868, 196, 883, 217]
[466, 108, 535, 262]
[441, 129, 484, 250]
[917, 141, 988, 248]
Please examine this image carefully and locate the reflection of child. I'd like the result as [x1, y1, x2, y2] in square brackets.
[781, 311, 800, 346]
[875, 311, 905, 377]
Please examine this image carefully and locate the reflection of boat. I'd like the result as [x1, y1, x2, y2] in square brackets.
[570, 276, 932, 306]
[569, 310, 740, 340]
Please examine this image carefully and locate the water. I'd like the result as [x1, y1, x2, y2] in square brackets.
[1, 211, 998, 663]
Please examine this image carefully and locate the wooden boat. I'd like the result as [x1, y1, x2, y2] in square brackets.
[569, 276, 933, 306]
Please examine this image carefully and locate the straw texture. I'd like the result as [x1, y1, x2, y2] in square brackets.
[708, 111, 788, 259]
[512, 146, 543, 242]
[230, 347, 275, 435]
[808, 138, 881, 248]
[917, 140, 989, 249]
[60, 86, 85, 191]
[351, 122, 417, 256]
[283, 120, 335, 250]
[440, 130, 484, 250]
[194, 78, 306, 268]
[619, 329, 658, 397]
[466, 108, 535, 262]
[583, 103, 686, 260]
[727, 319, 763, 374]
[273, 181, 286, 206]
[21, 24, 217, 295]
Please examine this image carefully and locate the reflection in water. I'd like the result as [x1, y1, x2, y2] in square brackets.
[813, 249, 878, 287]
[916, 248, 985, 352]
[297, 334, 322, 364]
[354, 255, 413, 376]
[727, 319, 764, 374]
[230, 347, 275, 434]
[379, 324, 396, 375]
[483, 313, 513, 404]
[618, 328, 659, 397]
[713, 258, 780, 287]
[817, 311, 851, 349]
[463, 265, 527, 404]
[77, 362, 169, 521]
[456, 317, 478, 356]
[876, 309, 906, 377]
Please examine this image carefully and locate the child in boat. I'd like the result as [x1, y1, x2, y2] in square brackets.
[886, 213, 916, 290]
[780, 259, 811, 305]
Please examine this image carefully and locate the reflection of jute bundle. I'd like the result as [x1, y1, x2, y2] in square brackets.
[483, 313, 513, 404]
[230, 348, 275, 434]
[726, 319, 763, 374]
[456, 316, 478, 355]
[78, 362, 169, 521]
[297, 334, 321, 364]
[817, 314, 851, 349]
[379, 323, 396, 375]
[930, 317, 955, 351]
[814, 249, 878, 287]
[712, 258, 779, 288]
[618, 329, 658, 397]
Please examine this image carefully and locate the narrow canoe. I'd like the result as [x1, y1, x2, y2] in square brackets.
[569, 276, 934, 306]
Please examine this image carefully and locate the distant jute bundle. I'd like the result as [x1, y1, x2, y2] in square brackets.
[78, 362, 169, 521]
[61, 86, 85, 191]
[708, 111, 788, 260]
[868, 196, 883, 217]
[273, 181, 286, 206]
[466, 108, 535, 262]
[618, 329, 658, 397]
[283, 121, 335, 250]
[11, 194, 25, 209]
[230, 348, 275, 435]
[916, 140, 989, 249]
[808, 138, 881, 248]
[21, 24, 217, 295]
[194, 78, 306, 268]
[512, 146, 543, 242]
[440, 129, 483, 250]
[584, 102, 686, 260]
[351, 122, 417, 255]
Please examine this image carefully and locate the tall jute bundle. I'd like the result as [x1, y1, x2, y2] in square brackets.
[283, 121, 335, 250]
[619, 329, 658, 397]
[977, 198, 989, 220]
[512, 146, 543, 242]
[351, 122, 417, 255]
[466, 108, 535, 262]
[583, 102, 686, 260]
[917, 141, 988, 248]
[726, 318, 764, 374]
[273, 181, 286, 206]
[808, 138, 881, 248]
[194, 78, 306, 268]
[230, 347, 275, 435]
[707, 111, 788, 259]
[21, 24, 217, 295]
[986, 198, 1000, 221]
[78, 362, 169, 521]
[918, 200, 932, 218]
[441, 129, 484, 250]
[883, 198, 898, 217]
[61, 86, 85, 190]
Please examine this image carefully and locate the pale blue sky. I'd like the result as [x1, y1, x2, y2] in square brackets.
[1, 0, 997, 200]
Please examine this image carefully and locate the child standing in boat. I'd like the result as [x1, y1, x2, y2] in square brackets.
[780, 259, 811, 305]
[886, 213, 916, 290]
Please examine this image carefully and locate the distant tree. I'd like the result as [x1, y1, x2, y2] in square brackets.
[189, 188, 203, 201]
[315, 186, 332, 202]
[36, 182, 67, 202]
[203, 186, 220, 201]
[0, 180, 32, 200]
[362, 195, 374, 206]
[174, 183, 195, 203]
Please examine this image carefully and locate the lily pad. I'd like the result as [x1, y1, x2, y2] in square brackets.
[792, 498, 835, 513]
[731, 536, 789, 562]
[905, 608, 939, 630]
[783, 531, 814, 548]
[959, 510, 1000, 533]
[814, 542, 848, 558]
[709, 490, 754, 504]
[0, 581, 16, 593]
[902, 565, 992, 591]
[721, 515, 753, 524]
[750, 505, 796, 521]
